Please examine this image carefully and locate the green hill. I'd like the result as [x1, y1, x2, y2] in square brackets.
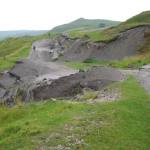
[67, 11, 150, 69]
[69, 11, 150, 42]
[0, 11, 150, 72]
[0, 12, 150, 150]
[51, 18, 121, 32]
[124, 11, 150, 25]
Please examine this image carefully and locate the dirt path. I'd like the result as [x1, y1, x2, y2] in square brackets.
[120, 65, 150, 94]
[136, 65, 150, 94]
[4, 39, 78, 85]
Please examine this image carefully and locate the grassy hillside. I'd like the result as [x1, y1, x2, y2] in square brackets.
[66, 34, 150, 70]
[0, 34, 49, 71]
[124, 11, 150, 25]
[51, 18, 120, 33]
[0, 11, 150, 72]
[66, 11, 150, 69]
[69, 11, 150, 42]
[0, 77, 150, 149]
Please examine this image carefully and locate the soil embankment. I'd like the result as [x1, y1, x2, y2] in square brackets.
[0, 25, 150, 103]
[61, 26, 150, 61]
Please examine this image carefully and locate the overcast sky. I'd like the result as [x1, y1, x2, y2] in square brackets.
[0, 0, 149, 31]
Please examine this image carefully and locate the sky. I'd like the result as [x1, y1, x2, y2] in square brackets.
[0, 0, 149, 31]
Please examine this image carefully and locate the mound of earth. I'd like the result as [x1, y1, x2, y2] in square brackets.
[30, 67, 124, 100]
[28, 25, 150, 63]
[0, 64, 124, 104]
[0, 59, 77, 105]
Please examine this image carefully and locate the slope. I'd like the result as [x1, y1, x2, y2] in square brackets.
[0, 77, 150, 149]
[51, 18, 120, 32]
[0, 34, 49, 71]
[69, 11, 150, 42]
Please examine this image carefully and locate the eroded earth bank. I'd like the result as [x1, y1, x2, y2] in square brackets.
[0, 25, 150, 105]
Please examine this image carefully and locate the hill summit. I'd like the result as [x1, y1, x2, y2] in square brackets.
[51, 18, 121, 32]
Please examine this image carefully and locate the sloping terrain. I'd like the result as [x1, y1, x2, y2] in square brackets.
[61, 11, 150, 68]
[51, 18, 120, 32]
[0, 39, 124, 103]
[0, 39, 77, 103]
[123, 11, 150, 26]
[69, 11, 150, 42]
[0, 34, 50, 71]
[0, 11, 150, 103]
[0, 77, 150, 150]
[0, 11, 150, 150]
[61, 25, 150, 61]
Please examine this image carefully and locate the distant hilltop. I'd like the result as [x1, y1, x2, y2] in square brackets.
[51, 18, 121, 32]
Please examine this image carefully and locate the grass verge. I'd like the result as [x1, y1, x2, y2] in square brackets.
[65, 51, 150, 71]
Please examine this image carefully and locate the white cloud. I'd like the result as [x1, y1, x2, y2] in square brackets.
[0, 0, 149, 30]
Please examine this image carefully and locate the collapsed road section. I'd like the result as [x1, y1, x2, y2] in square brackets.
[0, 63, 124, 105]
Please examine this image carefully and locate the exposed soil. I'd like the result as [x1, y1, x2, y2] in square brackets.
[61, 25, 150, 61]
[0, 25, 150, 104]
[0, 38, 124, 104]
[31, 67, 124, 100]
[0, 39, 77, 103]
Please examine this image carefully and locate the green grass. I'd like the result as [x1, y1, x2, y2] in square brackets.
[78, 90, 99, 101]
[0, 77, 150, 149]
[65, 59, 110, 70]
[0, 32, 60, 72]
[124, 11, 150, 25]
[66, 39, 150, 70]
[0, 46, 30, 71]
[69, 23, 150, 42]
[65, 56, 150, 70]
[109, 55, 150, 68]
